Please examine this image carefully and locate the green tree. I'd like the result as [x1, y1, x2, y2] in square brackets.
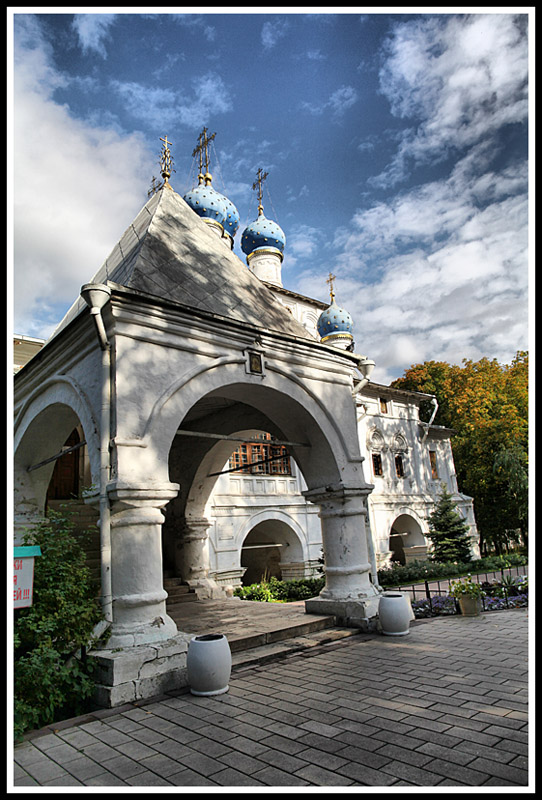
[14, 509, 105, 739]
[427, 485, 473, 563]
[392, 352, 528, 554]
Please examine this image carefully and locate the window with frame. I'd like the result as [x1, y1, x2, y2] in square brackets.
[395, 454, 405, 478]
[372, 453, 384, 477]
[429, 450, 439, 480]
[379, 398, 389, 414]
[229, 433, 292, 475]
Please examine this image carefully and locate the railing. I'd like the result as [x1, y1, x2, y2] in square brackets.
[384, 564, 528, 616]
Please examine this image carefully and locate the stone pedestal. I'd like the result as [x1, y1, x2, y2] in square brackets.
[303, 484, 380, 631]
[90, 633, 192, 708]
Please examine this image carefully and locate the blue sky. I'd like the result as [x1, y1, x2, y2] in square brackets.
[10, 9, 531, 384]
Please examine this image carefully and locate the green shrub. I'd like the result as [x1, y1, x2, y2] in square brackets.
[234, 575, 325, 602]
[14, 509, 105, 740]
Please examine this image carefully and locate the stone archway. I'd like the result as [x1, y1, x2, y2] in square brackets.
[389, 513, 428, 565]
[13, 379, 101, 542]
[239, 514, 307, 586]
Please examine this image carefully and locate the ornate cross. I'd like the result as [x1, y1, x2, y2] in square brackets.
[192, 127, 216, 180]
[326, 272, 336, 302]
[253, 168, 269, 215]
[159, 135, 175, 184]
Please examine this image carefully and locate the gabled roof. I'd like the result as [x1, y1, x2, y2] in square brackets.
[49, 186, 314, 342]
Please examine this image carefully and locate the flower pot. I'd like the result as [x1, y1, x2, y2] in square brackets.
[379, 592, 412, 636]
[458, 595, 482, 617]
[187, 634, 232, 696]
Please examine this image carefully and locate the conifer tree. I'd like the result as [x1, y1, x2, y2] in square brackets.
[427, 484, 473, 563]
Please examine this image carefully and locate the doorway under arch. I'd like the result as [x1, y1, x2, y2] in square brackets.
[389, 513, 427, 566]
[240, 518, 304, 585]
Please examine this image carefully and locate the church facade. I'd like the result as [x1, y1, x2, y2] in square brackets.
[13, 134, 477, 705]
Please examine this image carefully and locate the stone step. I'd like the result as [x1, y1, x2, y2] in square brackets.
[231, 627, 362, 668]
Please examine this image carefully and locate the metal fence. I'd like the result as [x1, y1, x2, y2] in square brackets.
[385, 563, 528, 616]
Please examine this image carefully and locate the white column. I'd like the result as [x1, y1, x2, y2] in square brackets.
[107, 484, 179, 648]
[176, 517, 224, 599]
[303, 484, 380, 629]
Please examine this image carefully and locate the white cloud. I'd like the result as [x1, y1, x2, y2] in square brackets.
[374, 14, 528, 187]
[261, 19, 289, 50]
[13, 16, 153, 338]
[302, 84, 358, 121]
[111, 72, 233, 129]
[72, 13, 117, 58]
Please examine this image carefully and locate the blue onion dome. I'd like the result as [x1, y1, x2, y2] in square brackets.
[241, 211, 286, 260]
[317, 298, 354, 344]
[183, 174, 229, 231]
[222, 196, 240, 239]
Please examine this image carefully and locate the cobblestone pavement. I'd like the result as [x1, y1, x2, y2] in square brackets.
[13, 609, 530, 789]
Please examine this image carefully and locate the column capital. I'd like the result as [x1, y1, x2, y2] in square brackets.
[107, 481, 180, 512]
[179, 517, 211, 542]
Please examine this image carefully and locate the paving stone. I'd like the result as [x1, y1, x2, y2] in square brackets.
[217, 750, 266, 774]
[14, 743, 55, 766]
[56, 729, 100, 748]
[258, 732, 311, 754]
[252, 765, 310, 786]
[223, 735, 269, 756]
[41, 773, 84, 786]
[62, 755, 109, 781]
[424, 758, 490, 786]
[166, 769, 218, 785]
[339, 760, 399, 786]
[468, 756, 528, 785]
[293, 763, 355, 786]
[114, 739, 158, 760]
[141, 752, 189, 777]
[124, 770, 172, 786]
[380, 760, 444, 786]
[480, 724, 528, 743]
[375, 743, 434, 767]
[336, 729, 397, 752]
[298, 719, 343, 737]
[186, 736, 232, 758]
[43, 742, 84, 765]
[211, 767, 266, 786]
[22, 758, 71, 783]
[174, 749, 226, 776]
[95, 754, 148, 779]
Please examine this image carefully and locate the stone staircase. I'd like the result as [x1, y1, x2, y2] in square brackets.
[163, 576, 199, 606]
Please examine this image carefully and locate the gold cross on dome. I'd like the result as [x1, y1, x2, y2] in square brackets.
[326, 272, 336, 302]
[193, 127, 216, 180]
[159, 135, 175, 185]
[252, 168, 269, 215]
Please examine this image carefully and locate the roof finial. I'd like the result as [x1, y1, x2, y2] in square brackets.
[252, 168, 269, 217]
[159, 135, 175, 189]
[326, 272, 336, 303]
[193, 127, 216, 186]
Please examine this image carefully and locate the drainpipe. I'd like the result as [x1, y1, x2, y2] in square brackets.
[80, 283, 113, 624]
[421, 397, 439, 443]
[352, 357, 376, 398]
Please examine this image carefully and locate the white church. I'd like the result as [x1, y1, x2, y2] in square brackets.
[13, 133, 478, 703]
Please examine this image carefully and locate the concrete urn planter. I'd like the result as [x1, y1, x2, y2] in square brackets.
[458, 595, 482, 617]
[187, 634, 232, 696]
[379, 592, 412, 636]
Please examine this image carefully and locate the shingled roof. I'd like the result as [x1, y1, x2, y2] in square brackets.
[49, 186, 316, 342]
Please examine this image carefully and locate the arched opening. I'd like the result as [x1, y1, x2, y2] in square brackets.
[389, 513, 427, 566]
[157, 372, 349, 593]
[14, 397, 100, 580]
[240, 519, 304, 585]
